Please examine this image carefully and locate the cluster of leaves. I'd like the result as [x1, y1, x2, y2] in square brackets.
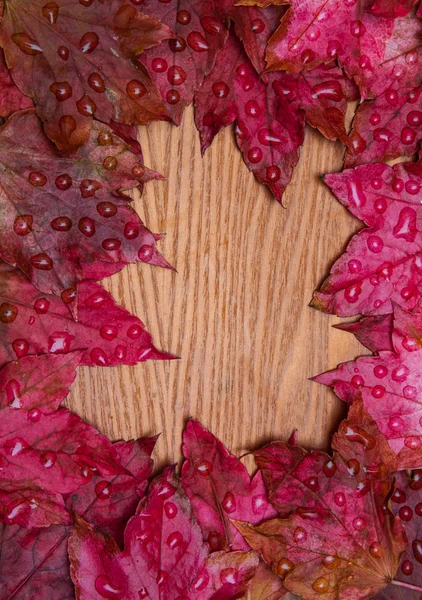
[1, 1, 422, 599]
[2, 351, 422, 599]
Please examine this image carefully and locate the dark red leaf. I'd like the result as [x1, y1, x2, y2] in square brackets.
[0, 0, 171, 151]
[334, 314, 394, 353]
[69, 468, 259, 599]
[0, 110, 170, 304]
[312, 161, 422, 317]
[0, 266, 172, 369]
[368, 0, 419, 18]
[235, 401, 407, 599]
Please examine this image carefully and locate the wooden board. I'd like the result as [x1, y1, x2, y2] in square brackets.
[65, 105, 367, 471]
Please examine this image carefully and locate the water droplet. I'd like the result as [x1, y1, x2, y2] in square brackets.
[11, 33, 43, 55]
[193, 570, 209, 590]
[100, 325, 118, 341]
[97, 202, 117, 218]
[102, 156, 117, 171]
[12, 339, 29, 358]
[371, 385, 385, 398]
[98, 131, 113, 146]
[385, 89, 398, 106]
[177, 9, 191, 24]
[369, 113, 381, 125]
[305, 476, 319, 491]
[367, 235, 383, 253]
[388, 416, 404, 432]
[401, 560, 413, 575]
[123, 223, 140, 240]
[196, 460, 213, 476]
[102, 238, 121, 251]
[55, 173, 72, 190]
[28, 408, 41, 422]
[416, 502, 422, 514]
[347, 259, 362, 274]
[347, 458, 360, 477]
[322, 555, 340, 569]
[57, 45, 69, 60]
[6, 379, 21, 408]
[88, 72, 105, 93]
[167, 66, 187, 86]
[323, 460, 336, 478]
[392, 488, 406, 503]
[5, 437, 29, 456]
[48, 332, 74, 353]
[170, 25, 188, 44]
[166, 89, 180, 104]
[151, 57, 167, 72]
[127, 80, 147, 99]
[410, 471, 422, 490]
[401, 127, 416, 145]
[266, 165, 281, 183]
[248, 147, 263, 164]
[164, 501, 178, 519]
[220, 568, 238, 584]
[405, 436, 422, 450]
[374, 128, 393, 143]
[42, 2, 59, 24]
[157, 570, 168, 585]
[31, 253, 53, 270]
[407, 110, 422, 127]
[350, 20, 365, 37]
[34, 298, 50, 314]
[344, 283, 362, 304]
[293, 527, 307, 542]
[94, 575, 123, 599]
[353, 516, 366, 530]
[222, 491, 236, 514]
[167, 531, 183, 549]
[412, 540, 422, 564]
[78, 217, 96, 237]
[80, 179, 102, 198]
[275, 558, 294, 579]
[50, 81, 72, 101]
[399, 506, 413, 521]
[251, 19, 265, 33]
[79, 32, 99, 53]
[90, 347, 108, 365]
[95, 480, 111, 499]
[51, 216, 72, 231]
[201, 16, 222, 34]
[212, 81, 229, 98]
[405, 180, 420, 195]
[138, 245, 154, 262]
[403, 385, 418, 399]
[114, 345, 127, 360]
[312, 577, 329, 593]
[127, 324, 143, 339]
[13, 214, 33, 236]
[41, 451, 56, 468]
[28, 171, 47, 186]
[76, 94, 96, 117]
[369, 542, 382, 558]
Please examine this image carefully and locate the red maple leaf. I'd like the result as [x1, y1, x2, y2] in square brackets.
[312, 161, 422, 317]
[0, 0, 171, 152]
[195, 31, 356, 200]
[0, 48, 32, 119]
[0, 436, 157, 599]
[368, 0, 419, 18]
[345, 85, 422, 167]
[235, 400, 408, 599]
[266, 0, 422, 101]
[69, 468, 259, 599]
[334, 314, 394, 353]
[139, 0, 228, 124]
[0, 264, 172, 369]
[315, 304, 422, 469]
[181, 420, 285, 598]
[0, 110, 170, 304]
[374, 470, 422, 599]
[0, 352, 136, 528]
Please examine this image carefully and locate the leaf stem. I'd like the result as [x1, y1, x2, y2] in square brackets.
[392, 579, 422, 592]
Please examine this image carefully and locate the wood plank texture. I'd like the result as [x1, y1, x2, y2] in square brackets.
[65, 106, 367, 471]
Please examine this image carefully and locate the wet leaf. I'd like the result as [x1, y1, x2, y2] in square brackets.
[0, 110, 170, 304]
[69, 468, 259, 599]
[334, 314, 394, 353]
[0, 0, 171, 151]
[0, 265, 172, 369]
[235, 401, 407, 600]
[0, 48, 32, 119]
[315, 304, 422, 469]
[312, 161, 422, 317]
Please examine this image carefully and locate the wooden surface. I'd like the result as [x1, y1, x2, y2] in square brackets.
[65, 105, 367, 470]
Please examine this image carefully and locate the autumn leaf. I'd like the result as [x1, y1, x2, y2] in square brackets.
[374, 470, 422, 599]
[0, 265, 172, 369]
[139, 0, 228, 124]
[334, 314, 394, 353]
[266, 0, 422, 101]
[0, 48, 32, 119]
[235, 401, 407, 600]
[69, 468, 259, 599]
[368, 0, 419, 18]
[345, 85, 422, 167]
[0, 436, 157, 598]
[315, 304, 422, 469]
[0, 110, 170, 304]
[0, 0, 171, 152]
[312, 161, 422, 317]
[0, 353, 132, 528]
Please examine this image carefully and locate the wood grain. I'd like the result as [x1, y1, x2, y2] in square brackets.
[65, 105, 367, 472]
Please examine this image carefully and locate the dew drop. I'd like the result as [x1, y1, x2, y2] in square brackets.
[169, 37, 186, 52]
[13, 215, 33, 236]
[220, 568, 238, 585]
[90, 347, 108, 366]
[164, 501, 178, 519]
[51, 216, 72, 231]
[348, 259, 362, 273]
[369, 542, 382, 558]
[347, 458, 360, 476]
[138, 245, 154, 262]
[12, 339, 29, 358]
[251, 19, 265, 33]
[41, 451, 56, 468]
[312, 577, 329, 593]
[28, 172, 47, 186]
[157, 570, 168, 585]
[293, 527, 307, 542]
[80, 179, 102, 198]
[323, 460, 336, 478]
[212, 81, 229, 98]
[275, 558, 294, 579]
[177, 10, 191, 24]
[187, 31, 208, 52]
[57, 46, 69, 60]
[94, 575, 123, 599]
[76, 94, 96, 117]
[95, 480, 111, 499]
[102, 238, 121, 251]
[127, 324, 143, 339]
[11, 33, 43, 55]
[100, 325, 118, 341]
[388, 416, 404, 432]
[88, 72, 105, 93]
[322, 555, 340, 569]
[266, 165, 280, 182]
[201, 16, 222, 34]
[151, 57, 167, 73]
[55, 174, 72, 190]
[167, 531, 183, 549]
[222, 491, 236, 514]
[412, 540, 422, 564]
[127, 80, 147, 99]
[248, 147, 263, 164]
[196, 460, 213, 476]
[401, 560, 413, 575]
[367, 235, 384, 253]
[50, 81, 72, 101]
[31, 254, 53, 270]
[102, 156, 117, 171]
[42, 2, 59, 24]
[78, 217, 96, 237]
[167, 66, 187, 86]
[166, 89, 180, 104]
[124, 222, 140, 239]
[79, 32, 99, 53]
[399, 506, 413, 521]
[353, 516, 366, 530]
[48, 332, 74, 354]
